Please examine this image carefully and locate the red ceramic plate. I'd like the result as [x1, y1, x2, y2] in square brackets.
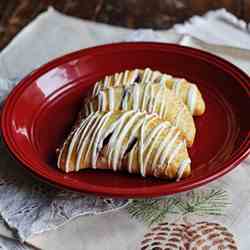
[1, 42, 250, 197]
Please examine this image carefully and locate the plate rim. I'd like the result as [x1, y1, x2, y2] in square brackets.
[1, 42, 250, 197]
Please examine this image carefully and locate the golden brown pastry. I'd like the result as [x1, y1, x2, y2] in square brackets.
[82, 83, 196, 147]
[92, 68, 205, 116]
[58, 111, 191, 180]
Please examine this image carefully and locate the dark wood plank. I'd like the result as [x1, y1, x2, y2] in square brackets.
[243, 0, 250, 23]
[0, 0, 249, 50]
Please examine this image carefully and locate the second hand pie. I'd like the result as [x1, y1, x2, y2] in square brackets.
[81, 82, 196, 147]
[92, 68, 206, 116]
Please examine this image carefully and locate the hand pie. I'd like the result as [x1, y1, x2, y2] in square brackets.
[58, 111, 191, 180]
[92, 68, 205, 116]
[81, 83, 196, 147]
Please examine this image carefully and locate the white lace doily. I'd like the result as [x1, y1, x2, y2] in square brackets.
[0, 124, 128, 242]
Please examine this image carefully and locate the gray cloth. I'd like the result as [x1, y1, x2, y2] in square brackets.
[0, 136, 128, 241]
[0, 235, 35, 250]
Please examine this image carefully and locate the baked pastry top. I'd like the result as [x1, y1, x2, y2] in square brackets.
[58, 111, 191, 180]
[81, 82, 196, 147]
[57, 68, 207, 181]
[92, 68, 205, 116]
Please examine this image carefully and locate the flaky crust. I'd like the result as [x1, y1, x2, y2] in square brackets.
[82, 83, 196, 147]
[92, 68, 205, 116]
[58, 111, 191, 180]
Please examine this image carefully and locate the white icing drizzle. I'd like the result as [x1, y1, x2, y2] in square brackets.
[147, 85, 156, 113]
[63, 115, 92, 172]
[101, 91, 109, 111]
[108, 88, 115, 110]
[84, 103, 89, 116]
[89, 102, 94, 113]
[128, 146, 136, 173]
[57, 145, 64, 169]
[159, 87, 166, 118]
[92, 81, 100, 96]
[159, 130, 181, 166]
[143, 118, 162, 148]
[187, 84, 197, 114]
[75, 113, 98, 153]
[162, 94, 169, 119]
[123, 70, 129, 85]
[132, 84, 140, 111]
[145, 68, 152, 83]
[174, 78, 183, 95]
[103, 76, 111, 88]
[107, 111, 134, 170]
[98, 118, 120, 152]
[143, 124, 167, 170]
[176, 159, 191, 181]
[115, 73, 123, 86]
[167, 141, 184, 165]
[141, 69, 147, 83]
[151, 126, 176, 167]
[151, 71, 161, 82]
[97, 91, 103, 111]
[91, 112, 112, 169]
[141, 83, 151, 110]
[76, 114, 95, 138]
[112, 112, 142, 170]
[141, 68, 151, 83]
[114, 73, 120, 83]
[76, 113, 102, 171]
[159, 101, 165, 118]
[97, 84, 102, 96]
[139, 114, 157, 177]
[121, 113, 144, 157]
[152, 87, 161, 113]
[122, 89, 129, 110]
[127, 115, 146, 173]
[129, 69, 139, 85]
[64, 114, 95, 172]
[139, 117, 146, 177]
[86, 113, 110, 168]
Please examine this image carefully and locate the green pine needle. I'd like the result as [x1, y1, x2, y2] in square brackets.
[127, 197, 179, 226]
[127, 188, 230, 225]
[174, 189, 230, 215]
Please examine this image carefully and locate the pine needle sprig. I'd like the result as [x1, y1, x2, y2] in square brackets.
[127, 197, 179, 226]
[127, 188, 230, 225]
[174, 189, 230, 216]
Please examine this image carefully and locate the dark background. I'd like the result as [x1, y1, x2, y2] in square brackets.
[0, 0, 249, 49]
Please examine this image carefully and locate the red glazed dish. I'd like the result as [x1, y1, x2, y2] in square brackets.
[1, 42, 250, 197]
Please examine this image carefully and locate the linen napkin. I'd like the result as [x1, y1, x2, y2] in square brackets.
[0, 7, 249, 250]
[175, 8, 250, 49]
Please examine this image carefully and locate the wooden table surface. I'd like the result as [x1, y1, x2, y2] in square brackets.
[0, 0, 249, 50]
